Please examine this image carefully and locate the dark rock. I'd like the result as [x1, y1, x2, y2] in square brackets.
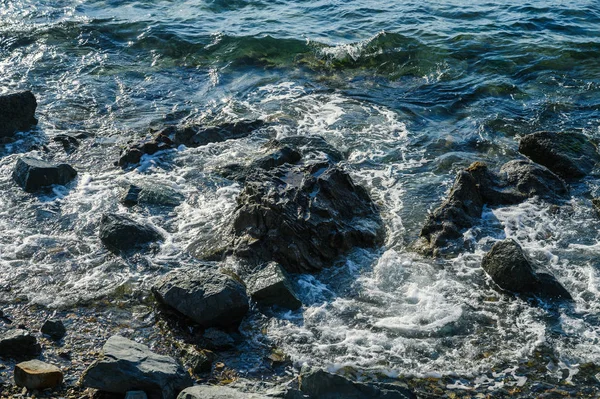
[229, 162, 384, 273]
[0, 91, 37, 137]
[519, 131, 600, 179]
[250, 145, 301, 170]
[246, 262, 302, 310]
[299, 367, 415, 399]
[53, 134, 79, 153]
[181, 345, 215, 374]
[0, 329, 41, 359]
[81, 335, 192, 399]
[121, 185, 143, 207]
[481, 239, 572, 300]
[12, 157, 77, 192]
[414, 161, 568, 256]
[41, 319, 66, 341]
[592, 198, 600, 215]
[276, 136, 344, 163]
[202, 328, 235, 350]
[121, 183, 184, 207]
[99, 213, 163, 253]
[177, 385, 270, 399]
[152, 269, 249, 328]
[14, 359, 63, 390]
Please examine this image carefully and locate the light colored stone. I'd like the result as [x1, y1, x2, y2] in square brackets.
[177, 385, 270, 399]
[14, 360, 63, 390]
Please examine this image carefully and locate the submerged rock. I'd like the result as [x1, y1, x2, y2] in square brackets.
[41, 319, 66, 341]
[53, 134, 80, 154]
[14, 360, 63, 390]
[245, 262, 302, 310]
[0, 91, 37, 137]
[481, 239, 572, 300]
[81, 335, 192, 399]
[229, 162, 384, 273]
[152, 269, 249, 328]
[0, 329, 41, 359]
[121, 183, 184, 207]
[275, 135, 344, 163]
[13, 157, 77, 192]
[299, 367, 415, 399]
[518, 131, 600, 179]
[99, 213, 163, 253]
[177, 385, 270, 399]
[414, 161, 568, 256]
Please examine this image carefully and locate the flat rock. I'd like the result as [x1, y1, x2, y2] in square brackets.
[481, 239, 572, 300]
[152, 269, 249, 328]
[41, 319, 66, 341]
[246, 262, 302, 310]
[121, 183, 184, 207]
[99, 213, 163, 253]
[13, 157, 77, 192]
[0, 329, 41, 359]
[519, 131, 600, 179]
[0, 91, 37, 137]
[229, 162, 384, 273]
[81, 335, 192, 399]
[177, 385, 270, 399]
[14, 360, 63, 390]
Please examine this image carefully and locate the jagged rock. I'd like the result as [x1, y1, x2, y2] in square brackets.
[481, 239, 572, 300]
[299, 368, 415, 399]
[99, 213, 163, 253]
[121, 183, 184, 207]
[14, 360, 63, 390]
[181, 345, 215, 374]
[53, 134, 79, 153]
[121, 185, 143, 207]
[177, 385, 270, 399]
[118, 120, 265, 166]
[229, 162, 384, 273]
[0, 329, 41, 359]
[152, 269, 249, 328]
[12, 157, 77, 192]
[41, 319, 66, 341]
[0, 91, 37, 137]
[414, 161, 568, 256]
[519, 131, 600, 179]
[276, 136, 344, 163]
[246, 262, 302, 310]
[250, 145, 301, 170]
[81, 335, 192, 399]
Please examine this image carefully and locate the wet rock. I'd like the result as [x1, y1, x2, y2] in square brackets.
[121, 185, 143, 207]
[181, 345, 215, 374]
[275, 136, 344, 163]
[152, 269, 249, 328]
[121, 183, 184, 207]
[99, 213, 163, 253]
[481, 239, 572, 300]
[13, 157, 77, 192]
[250, 145, 302, 170]
[229, 162, 384, 273]
[14, 359, 63, 390]
[53, 134, 79, 153]
[41, 319, 66, 341]
[299, 368, 415, 399]
[245, 262, 302, 310]
[518, 131, 600, 179]
[202, 328, 235, 350]
[177, 385, 270, 399]
[0, 329, 41, 359]
[81, 335, 192, 399]
[0, 91, 37, 137]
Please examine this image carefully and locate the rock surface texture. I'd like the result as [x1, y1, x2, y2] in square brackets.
[245, 262, 302, 310]
[481, 239, 572, 300]
[13, 157, 77, 192]
[518, 131, 600, 179]
[152, 269, 249, 328]
[230, 162, 384, 273]
[81, 335, 192, 399]
[14, 360, 63, 390]
[41, 319, 66, 341]
[0, 329, 41, 359]
[0, 91, 37, 137]
[177, 385, 270, 399]
[99, 213, 163, 253]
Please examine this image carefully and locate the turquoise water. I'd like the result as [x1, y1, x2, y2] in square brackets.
[1, 0, 600, 385]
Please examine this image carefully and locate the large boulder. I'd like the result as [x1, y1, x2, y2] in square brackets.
[14, 360, 63, 390]
[177, 385, 269, 399]
[81, 335, 193, 399]
[152, 269, 249, 328]
[299, 368, 415, 399]
[0, 91, 37, 137]
[481, 239, 572, 300]
[99, 213, 163, 253]
[0, 329, 41, 359]
[13, 157, 77, 192]
[229, 162, 384, 273]
[245, 262, 302, 310]
[518, 131, 600, 179]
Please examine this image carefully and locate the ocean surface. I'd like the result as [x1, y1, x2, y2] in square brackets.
[1, 0, 600, 388]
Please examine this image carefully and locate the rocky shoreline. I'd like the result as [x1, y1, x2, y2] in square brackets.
[1, 91, 600, 398]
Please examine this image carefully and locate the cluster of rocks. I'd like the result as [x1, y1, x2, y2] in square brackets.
[415, 130, 600, 301]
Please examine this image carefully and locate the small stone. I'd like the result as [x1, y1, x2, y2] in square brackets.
[177, 385, 271, 399]
[203, 328, 235, 350]
[14, 360, 63, 390]
[99, 213, 163, 253]
[53, 134, 79, 153]
[13, 157, 77, 192]
[0, 91, 37, 137]
[0, 329, 41, 359]
[181, 346, 214, 374]
[41, 319, 66, 341]
[246, 262, 302, 310]
[121, 185, 142, 207]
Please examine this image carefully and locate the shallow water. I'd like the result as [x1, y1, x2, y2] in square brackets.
[1, 0, 600, 386]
